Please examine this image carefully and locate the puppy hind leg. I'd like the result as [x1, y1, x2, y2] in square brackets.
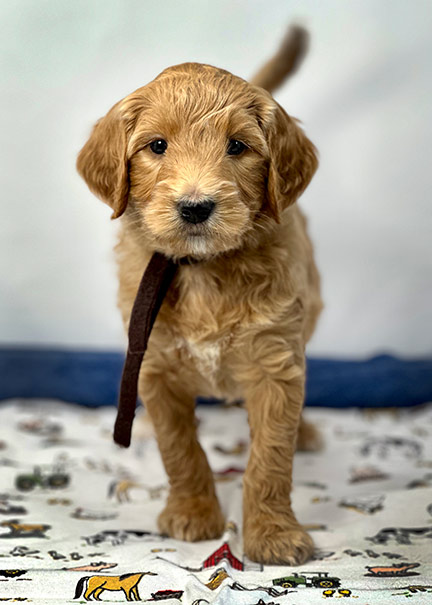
[234, 341, 314, 565]
[131, 407, 155, 441]
[297, 416, 323, 452]
[138, 363, 224, 542]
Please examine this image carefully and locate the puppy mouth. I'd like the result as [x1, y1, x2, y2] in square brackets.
[181, 223, 212, 238]
[187, 229, 208, 237]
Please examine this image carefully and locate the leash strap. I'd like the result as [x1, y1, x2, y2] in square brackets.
[113, 252, 179, 447]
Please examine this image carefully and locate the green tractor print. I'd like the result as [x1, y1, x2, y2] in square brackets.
[15, 466, 70, 492]
[272, 571, 341, 589]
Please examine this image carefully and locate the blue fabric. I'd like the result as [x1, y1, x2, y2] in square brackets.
[0, 348, 431, 408]
[305, 354, 432, 407]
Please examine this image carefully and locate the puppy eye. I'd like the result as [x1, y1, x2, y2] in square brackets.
[227, 139, 247, 156]
[149, 139, 168, 155]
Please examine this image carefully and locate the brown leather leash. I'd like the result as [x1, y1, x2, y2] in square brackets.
[113, 252, 179, 447]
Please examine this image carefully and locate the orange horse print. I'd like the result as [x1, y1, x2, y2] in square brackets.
[74, 571, 156, 601]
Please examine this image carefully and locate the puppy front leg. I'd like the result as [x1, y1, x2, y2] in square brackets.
[139, 363, 224, 541]
[235, 338, 314, 565]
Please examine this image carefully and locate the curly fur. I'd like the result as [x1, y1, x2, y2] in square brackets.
[77, 41, 322, 565]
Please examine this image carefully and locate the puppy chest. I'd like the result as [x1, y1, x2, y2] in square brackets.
[185, 340, 222, 378]
[173, 333, 235, 394]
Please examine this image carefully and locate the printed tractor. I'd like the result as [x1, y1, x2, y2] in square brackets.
[15, 466, 69, 492]
[273, 571, 341, 589]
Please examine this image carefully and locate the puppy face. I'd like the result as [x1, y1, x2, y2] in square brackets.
[77, 63, 317, 259]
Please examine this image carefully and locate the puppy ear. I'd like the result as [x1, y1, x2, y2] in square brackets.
[265, 102, 318, 222]
[77, 103, 129, 219]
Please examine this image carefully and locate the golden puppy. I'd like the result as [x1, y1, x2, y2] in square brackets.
[77, 29, 322, 565]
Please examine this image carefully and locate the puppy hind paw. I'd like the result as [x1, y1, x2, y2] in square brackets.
[158, 495, 225, 542]
[297, 419, 324, 452]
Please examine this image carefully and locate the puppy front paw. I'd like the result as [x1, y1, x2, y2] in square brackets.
[158, 494, 225, 541]
[243, 514, 314, 565]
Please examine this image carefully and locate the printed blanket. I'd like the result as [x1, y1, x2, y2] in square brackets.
[0, 398, 431, 603]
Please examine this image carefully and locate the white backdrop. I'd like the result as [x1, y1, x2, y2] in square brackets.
[1, 0, 431, 357]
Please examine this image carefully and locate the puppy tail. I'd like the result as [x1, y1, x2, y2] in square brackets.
[250, 24, 309, 94]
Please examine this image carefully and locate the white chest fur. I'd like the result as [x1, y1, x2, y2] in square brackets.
[184, 339, 222, 382]
[172, 333, 233, 395]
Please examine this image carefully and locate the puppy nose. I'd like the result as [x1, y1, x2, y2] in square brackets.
[178, 199, 215, 224]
